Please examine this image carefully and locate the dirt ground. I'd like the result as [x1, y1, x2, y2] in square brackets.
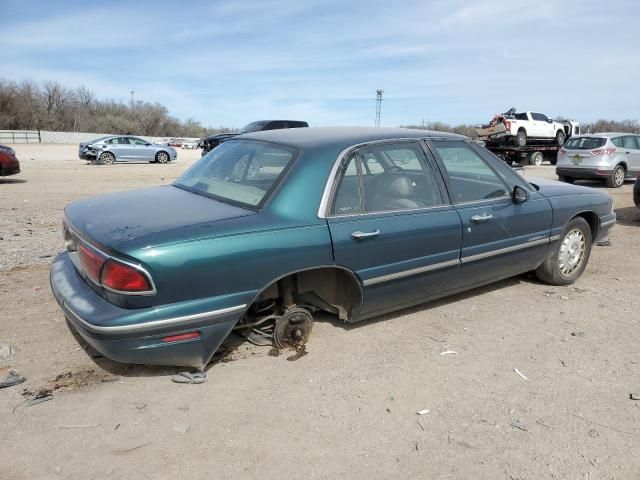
[1, 144, 639, 480]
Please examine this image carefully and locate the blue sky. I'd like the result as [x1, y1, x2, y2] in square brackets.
[1, 0, 638, 128]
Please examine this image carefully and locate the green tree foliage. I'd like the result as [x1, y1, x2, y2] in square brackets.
[0, 78, 230, 137]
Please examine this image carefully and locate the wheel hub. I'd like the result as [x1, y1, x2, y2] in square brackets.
[273, 308, 314, 349]
[558, 229, 585, 276]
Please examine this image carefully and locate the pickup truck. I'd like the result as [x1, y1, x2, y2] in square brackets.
[476, 109, 578, 147]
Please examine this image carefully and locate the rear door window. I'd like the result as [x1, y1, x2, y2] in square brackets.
[622, 136, 639, 149]
[331, 142, 444, 215]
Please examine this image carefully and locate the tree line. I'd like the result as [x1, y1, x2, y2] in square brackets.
[0, 78, 232, 138]
[1, 78, 637, 138]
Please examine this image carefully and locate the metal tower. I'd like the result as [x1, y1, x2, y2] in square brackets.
[375, 89, 384, 127]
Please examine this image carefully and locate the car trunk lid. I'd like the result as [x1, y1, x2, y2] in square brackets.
[64, 185, 255, 250]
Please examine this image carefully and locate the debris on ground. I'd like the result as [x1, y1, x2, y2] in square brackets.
[513, 368, 528, 381]
[0, 368, 26, 389]
[173, 423, 190, 434]
[597, 240, 612, 247]
[112, 442, 152, 455]
[440, 350, 458, 356]
[25, 393, 53, 407]
[510, 420, 529, 432]
[171, 371, 206, 384]
[0, 342, 12, 364]
[417, 409, 430, 415]
[630, 393, 640, 401]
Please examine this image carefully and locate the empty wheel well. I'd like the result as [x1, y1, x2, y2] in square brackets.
[251, 267, 363, 321]
[573, 211, 598, 239]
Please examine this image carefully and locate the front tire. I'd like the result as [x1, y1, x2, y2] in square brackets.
[156, 151, 170, 164]
[535, 217, 592, 286]
[606, 164, 625, 188]
[99, 152, 115, 165]
[529, 151, 544, 166]
[555, 130, 566, 146]
[515, 130, 527, 147]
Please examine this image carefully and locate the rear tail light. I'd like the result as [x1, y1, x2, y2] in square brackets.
[77, 244, 106, 283]
[101, 260, 153, 293]
[591, 148, 616, 156]
[504, 120, 511, 130]
[558, 148, 567, 156]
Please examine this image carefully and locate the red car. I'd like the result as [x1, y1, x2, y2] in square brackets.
[0, 145, 20, 177]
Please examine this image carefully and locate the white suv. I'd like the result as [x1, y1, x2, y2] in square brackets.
[555, 133, 640, 188]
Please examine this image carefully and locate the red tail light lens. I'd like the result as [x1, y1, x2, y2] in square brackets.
[78, 244, 105, 283]
[592, 148, 616, 156]
[101, 260, 153, 293]
[558, 148, 567, 156]
[505, 120, 511, 130]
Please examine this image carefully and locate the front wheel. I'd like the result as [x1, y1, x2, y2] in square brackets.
[155, 151, 170, 164]
[555, 130, 566, 146]
[529, 151, 544, 166]
[535, 217, 592, 285]
[606, 164, 625, 188]
[99, 152, 115, 165]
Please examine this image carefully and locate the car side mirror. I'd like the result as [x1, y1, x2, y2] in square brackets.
[512, 185, 528, 204]
[145, 143, 151, 146]
[547, 119, 553, 123]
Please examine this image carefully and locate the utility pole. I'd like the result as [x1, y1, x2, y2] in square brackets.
[130, 90, 135, 106]
[375, 89, 384, 127]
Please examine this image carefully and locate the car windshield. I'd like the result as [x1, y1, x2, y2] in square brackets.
[241, 121, 268, 133]
[174, 140, 296, 208]
[564, 137, 606, 150]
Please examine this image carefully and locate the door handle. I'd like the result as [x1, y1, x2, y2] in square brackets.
[470, 213, 494, 223]
[351, 229, 380, 240]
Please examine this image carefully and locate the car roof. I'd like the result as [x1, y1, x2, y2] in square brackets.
[238, 127, 465, 150]
[573, 132, 637, 138]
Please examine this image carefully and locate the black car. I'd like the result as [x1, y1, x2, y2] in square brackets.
[634, 174, 640, 209]
[200, 120, 308, 155]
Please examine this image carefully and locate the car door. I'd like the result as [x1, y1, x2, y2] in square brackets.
[104, 137, 128, 161]
[428, 140, 552, 290]
[325, 141, 462, 318]
[530, 113, 547, 138]
[622, 136, 640, 175]
[128, 137, 153, 161]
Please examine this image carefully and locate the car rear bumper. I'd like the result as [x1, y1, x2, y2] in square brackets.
[0, 163, 20, 176]
[50, 252, 245, 367]
[556, 167, 613, 179]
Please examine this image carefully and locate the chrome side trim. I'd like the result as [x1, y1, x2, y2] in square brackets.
[64, 303, 247, 335]
[600, 218, 616, 227]
[549, 234, 561, 241]
[461, 237, 549, 264]
[363, 259, 460, 286]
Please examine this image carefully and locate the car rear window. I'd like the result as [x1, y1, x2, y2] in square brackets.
[174, 140, 296, 208]
[564, 137, 606, 150]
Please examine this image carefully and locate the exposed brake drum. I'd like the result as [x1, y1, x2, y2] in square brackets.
[273, 307, 314, 349]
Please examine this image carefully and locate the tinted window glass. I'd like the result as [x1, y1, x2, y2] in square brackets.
[104, 137, 119, 145]
[433, 141, 508, 203]
[622, 136, 638, 149]
[565, 137, 607, 150]
[531, 113, 548, 121]
[175, 140, 295, 207]
[129, 137, 148, 145]
[241, 121, 268, 133]
[331, 143, 444, 215]
[514, 113, 528, 120]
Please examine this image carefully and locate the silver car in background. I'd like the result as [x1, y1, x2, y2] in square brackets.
[79, 136, 178, 165]
[556, 133, 640, 187]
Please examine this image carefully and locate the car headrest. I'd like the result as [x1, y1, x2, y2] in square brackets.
[376, 173, 414, 198]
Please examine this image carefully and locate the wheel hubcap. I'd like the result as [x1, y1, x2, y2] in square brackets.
[158, 153, 168, 163]
[558, 229, 586, 276]
[615, 168, 624, 185]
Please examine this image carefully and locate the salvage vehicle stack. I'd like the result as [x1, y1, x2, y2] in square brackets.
[476, 108, 580, 166]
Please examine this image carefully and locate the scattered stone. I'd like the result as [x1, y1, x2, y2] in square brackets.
[173, 423, 190, 434]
